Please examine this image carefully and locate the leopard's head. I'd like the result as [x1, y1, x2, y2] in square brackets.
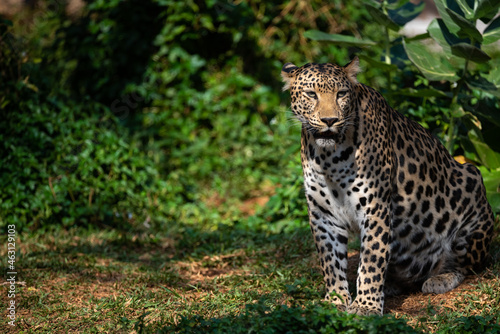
[281, 57, 360, 148]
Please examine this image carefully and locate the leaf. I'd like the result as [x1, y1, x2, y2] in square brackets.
[483, 16, 500, 45]
[445, 8, 483, 42]
[404, 32, 430, 42]
[427, 18, 468, 62]
[474, 0, 500, 23]
[366, 4, 401, 31]
[388, 1, 425, 26]
[451, 104, 466, 118]
[478, 166, 500, 213]
[465, 75, 500, 96]
[303, 30, 376, 47]
[358, 54, 398, 72]
[403, 39, 459, 81]
[450, 43, 491, 63]
[468, 128, 500, 169]
[486, 62, 500, 86]
[386, 0, 412, 10]
[455, 0, 475, 20]
[465, 97, 500, 128]
[434, 0, 461, 34]
[396, 87, 449, 98]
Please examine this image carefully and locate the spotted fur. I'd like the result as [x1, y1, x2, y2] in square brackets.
[281, 57, 494, 315]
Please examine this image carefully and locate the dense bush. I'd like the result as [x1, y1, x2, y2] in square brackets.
[0, 12, 169, 231]
[1, 0, 381, 231]
[0, 74, 169, 231]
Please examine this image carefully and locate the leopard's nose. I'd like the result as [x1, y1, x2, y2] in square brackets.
[321, 117, 338, 127]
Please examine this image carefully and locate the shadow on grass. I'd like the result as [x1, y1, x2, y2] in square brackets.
[20, 222, 316, 286]
[21, 221, 500, 290]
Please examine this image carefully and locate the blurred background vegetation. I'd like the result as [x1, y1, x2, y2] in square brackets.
[1, 0, 499, 235]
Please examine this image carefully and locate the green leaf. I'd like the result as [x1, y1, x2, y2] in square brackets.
[468, 126, 500, 169]
[366, 4, 400, 31]
[403, 39, 459, 81]
[303, 30, 376, 47]
[455, 0, 475, 19]
[388, 1, 425, 26]
[445, 8, 483, 42]
[385, 0, 412, 10]
[427, 19, 468, 62]
[358, 55, 398, 72]
[396, 87, 449, 98]
[474, 0, 500, 23]
[465, 97, 500, 128]
[486, 62, 500, 86]
[404, 32, 430, 42]
[483, 16, 500, 44]
[465, 75, 500, 96]
[434, 0, 461, 34]
[450, 43, 491, 63]
[478, 166, 500, 213]
[451, 104, 466, 118]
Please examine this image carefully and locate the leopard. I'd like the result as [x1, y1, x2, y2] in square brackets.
[281, 57, 495, 316]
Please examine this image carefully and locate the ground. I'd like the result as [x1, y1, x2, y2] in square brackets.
[1, 221, 499, 333]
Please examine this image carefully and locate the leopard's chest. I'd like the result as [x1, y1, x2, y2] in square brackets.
[302, 141, 368, 232]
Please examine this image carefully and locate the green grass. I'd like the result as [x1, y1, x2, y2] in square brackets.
[2, 219, 500, 333]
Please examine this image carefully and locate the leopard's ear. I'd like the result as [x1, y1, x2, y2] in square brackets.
[344, 56, 361, 84]
[281, 62, 299, 91]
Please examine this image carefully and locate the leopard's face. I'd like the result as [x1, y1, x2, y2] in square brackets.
[281, 60, 360, 147]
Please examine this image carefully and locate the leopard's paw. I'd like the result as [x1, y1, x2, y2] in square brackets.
[334, 303, 348, 313]
[347, 299, 382, 316]
[422, 272, 464, 294]
[325, 292, 350, 313]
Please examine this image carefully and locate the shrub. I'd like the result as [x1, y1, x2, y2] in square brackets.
[0, 16, 168, 231]
[159, 299, 421, 334]
[0, 90, 169, 231]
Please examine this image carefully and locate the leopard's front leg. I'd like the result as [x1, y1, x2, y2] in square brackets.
[348, 214, 391, 316]
[309, 212, 351, 311]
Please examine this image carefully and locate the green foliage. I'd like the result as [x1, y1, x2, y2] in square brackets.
[0, 91, 169, 230]
[420, 305, 500, 334]
[404, 0, 500, 163]
[0, 9, 169, 231]
[1, 0, 374, 230]
[51, 0, 165, 105]
[0, 18, 18, 108]
[162, 299, 421, 334]
[443, 316, 500, 333]
[246, 154, 309, 234]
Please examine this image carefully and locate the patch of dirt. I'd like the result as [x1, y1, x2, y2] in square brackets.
[238, 196, 272, 216]
[174, 250, 254, 287]
[204, 182, 276, 217]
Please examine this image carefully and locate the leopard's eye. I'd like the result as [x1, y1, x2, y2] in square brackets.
[337, 90, 348, 98]
[305, 91, 317, 99]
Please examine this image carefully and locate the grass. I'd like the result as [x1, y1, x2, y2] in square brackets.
[1, 216, 499, 333]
